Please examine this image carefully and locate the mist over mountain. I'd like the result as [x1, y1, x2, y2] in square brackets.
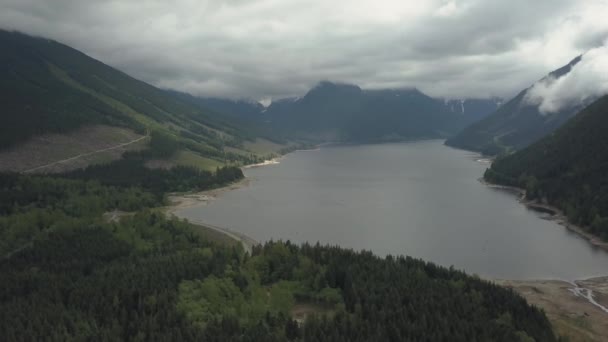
[167, 90, 266, 122]
[486, 95, 608, 238]
[446, 47, 608, 155]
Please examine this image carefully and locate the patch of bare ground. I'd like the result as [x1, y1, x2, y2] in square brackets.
[0, 125, 147, 174]
[290, 303, 334, 325]
[495, 278, 608, 341]
[102, 210, 135, 223]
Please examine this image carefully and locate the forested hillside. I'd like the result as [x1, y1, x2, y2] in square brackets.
[0, 29, 560, 342]
[0, 30, 269, 170]
[446, 56, 585, 155]
[485, 95, 608, 239]
[0, 169, 556, 341]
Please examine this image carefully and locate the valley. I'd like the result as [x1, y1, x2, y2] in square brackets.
[1, 18, 607, 341]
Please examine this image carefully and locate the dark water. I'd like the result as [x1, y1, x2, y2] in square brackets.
[178, 140, 608, 280]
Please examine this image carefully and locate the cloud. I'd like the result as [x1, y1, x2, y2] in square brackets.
[0, 0, 607, 101]
[524, 42, 608, 114]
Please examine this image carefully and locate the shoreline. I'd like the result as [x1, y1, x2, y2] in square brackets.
[167, 142, 608, 340]
[165, 144, 608, 338]
[242, 156, 283, 169]
[479, 177, 608, 253]
[164, 177, 258, 253]
[163, 149, 296, 253]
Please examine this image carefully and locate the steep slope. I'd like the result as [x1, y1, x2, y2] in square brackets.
[263, 81, 468, 142]
[446, 56, 585, 155]
[485, 95, 608, 238]
[0, 30, 258, 171]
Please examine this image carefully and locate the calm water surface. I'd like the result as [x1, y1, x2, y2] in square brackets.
[178, 140, 608, 280]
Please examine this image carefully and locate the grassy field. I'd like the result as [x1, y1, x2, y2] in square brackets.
[172, 150, 226, 171]
[244, 138, 286, 155]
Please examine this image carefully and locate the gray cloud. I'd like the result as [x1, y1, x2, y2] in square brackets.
[1, 0, 607, 102]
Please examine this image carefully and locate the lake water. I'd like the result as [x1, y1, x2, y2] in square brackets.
[177, 140, 608, 280]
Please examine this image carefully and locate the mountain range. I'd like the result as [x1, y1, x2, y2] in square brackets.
[178, 81, 501, 143]
[1, 29, 504, 174]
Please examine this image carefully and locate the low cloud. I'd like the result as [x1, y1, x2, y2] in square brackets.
[525, 42, 608, 114]
[0, 0, 607, 101]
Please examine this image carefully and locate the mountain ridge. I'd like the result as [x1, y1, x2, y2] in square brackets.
[173, 81, 501, 143]
[0, 29, 271, 172]
[445, 56, 588, 155]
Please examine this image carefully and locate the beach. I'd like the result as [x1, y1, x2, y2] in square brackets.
[165, 177, 258, 254]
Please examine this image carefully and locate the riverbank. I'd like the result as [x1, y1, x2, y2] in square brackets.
[494, 276, 608, 341]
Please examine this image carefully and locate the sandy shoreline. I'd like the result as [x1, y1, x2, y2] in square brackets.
[493, 276, 608, 341]
[242, 156, 282, 169]
[164, 177, 258, 253]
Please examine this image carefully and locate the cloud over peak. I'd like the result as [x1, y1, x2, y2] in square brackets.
[0, 0, 607, 101]
[525, 42, 608, 114]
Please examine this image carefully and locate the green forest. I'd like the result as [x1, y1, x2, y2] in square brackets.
[0, 30, 268, 169]
[485, 95, 608, 239]
[0, 28, 562, 342]
[1, 160, 558, 341]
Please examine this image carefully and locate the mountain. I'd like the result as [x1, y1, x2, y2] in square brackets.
[262, 81, 470, 142]
[0, 30, 265, 172]
[0, 30, 558, 341]
[445, 56, 586, 155]
[485, 95, 608, 238]
[169, 84, 500, 144]
[443, 98, 503, 123]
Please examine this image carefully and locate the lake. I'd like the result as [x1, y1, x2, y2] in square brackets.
[177, 140, 608, 280]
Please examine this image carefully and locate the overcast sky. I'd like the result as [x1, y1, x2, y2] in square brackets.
[1, 0, 607, 102]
